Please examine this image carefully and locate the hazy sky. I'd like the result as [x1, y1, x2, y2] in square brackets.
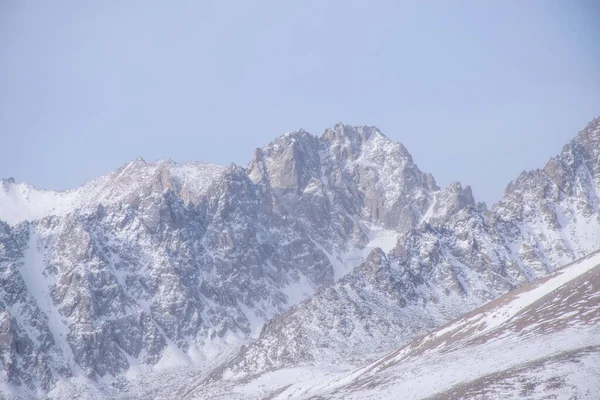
[1, 1, 599, 205]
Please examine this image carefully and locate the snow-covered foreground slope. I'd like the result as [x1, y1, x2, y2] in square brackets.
[184, 250, 600, 399]
[295, 250, 600, 400]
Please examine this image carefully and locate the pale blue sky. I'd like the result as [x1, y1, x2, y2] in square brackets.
[1, 1, 599, 204]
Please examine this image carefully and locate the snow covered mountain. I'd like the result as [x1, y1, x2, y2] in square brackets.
[157, 251, 600, 400]
[300, 250, 600, 399]
[206, 118, 600, 382]
[1, 118, 599, 399]
[0, 159, 226, 226]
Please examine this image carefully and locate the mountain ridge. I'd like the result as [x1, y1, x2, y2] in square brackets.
[1, 117, 599, 399]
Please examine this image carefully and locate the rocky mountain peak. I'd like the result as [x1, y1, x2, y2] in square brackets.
[322, 123, 383, 143]
[247, 125, 441, 235]
[2, 118, 600, 398]
[572, 117, 600, 147]
[566, 117, 600, 179]
[1, 177, 16, 187]
[424, 182, 476, 227]
[321, 124, 413, 165]
[274, 129, 315, 148]
[247, 129, 321, 196]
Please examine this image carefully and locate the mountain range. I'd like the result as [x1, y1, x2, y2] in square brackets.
[1, 117, 599, 399]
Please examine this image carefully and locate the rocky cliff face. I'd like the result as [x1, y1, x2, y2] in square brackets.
[0, 161, 339, 396]
[1, 118, 599, 398]
[213, 118, 600, 380]
[492, 118, 600, 277]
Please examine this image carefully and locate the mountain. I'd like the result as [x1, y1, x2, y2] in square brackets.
[0, 118, 599, 399]
[0, 125, 443, 398]
[0, 159, 226, 226]
[296, 250, 600, 399]
[205, 118, 600, 382]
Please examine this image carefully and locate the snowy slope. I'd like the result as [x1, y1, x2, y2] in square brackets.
[189, 250, 600, 400]
[0, 178, 74, 226]
[300, 250, 600, 399]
